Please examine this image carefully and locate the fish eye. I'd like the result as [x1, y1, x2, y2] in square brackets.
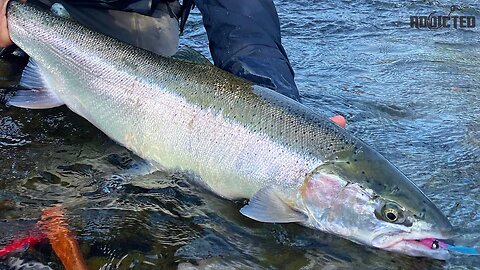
[378, 202, 406, 224]
[384, 208, 398, 222]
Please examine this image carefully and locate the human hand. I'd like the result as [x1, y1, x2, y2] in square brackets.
[0, 0, 13, 47]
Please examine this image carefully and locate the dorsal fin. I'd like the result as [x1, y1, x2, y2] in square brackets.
[172, 46, 212, 65]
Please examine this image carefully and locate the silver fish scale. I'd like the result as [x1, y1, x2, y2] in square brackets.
[7, 2, 358, 199]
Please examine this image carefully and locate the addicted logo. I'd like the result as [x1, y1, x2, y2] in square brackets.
[410, 5, 476, 29]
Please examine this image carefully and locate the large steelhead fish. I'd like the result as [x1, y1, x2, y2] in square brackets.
[6, 1, 454, 259]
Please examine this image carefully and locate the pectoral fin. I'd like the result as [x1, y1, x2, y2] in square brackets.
[240, 187, 307, 223]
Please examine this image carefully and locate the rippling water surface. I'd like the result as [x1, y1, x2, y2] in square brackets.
[1, 0, 479, 269]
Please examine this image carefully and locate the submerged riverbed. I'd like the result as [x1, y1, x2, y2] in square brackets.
[1, 0, 479, 269]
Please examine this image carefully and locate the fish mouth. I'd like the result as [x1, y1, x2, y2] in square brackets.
[374, 235, 451, 260]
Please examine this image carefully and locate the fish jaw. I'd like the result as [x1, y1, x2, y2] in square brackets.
[370, 216, 454, 258]
[373, 234, 452, 260]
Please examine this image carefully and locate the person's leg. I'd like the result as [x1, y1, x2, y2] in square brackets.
[193, 0, 300, 101]
[56, 1, 181, 56]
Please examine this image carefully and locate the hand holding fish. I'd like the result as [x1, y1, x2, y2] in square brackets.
[0, 0, 13, 47]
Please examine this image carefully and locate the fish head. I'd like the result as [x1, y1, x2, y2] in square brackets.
[299, 141, 453, 260]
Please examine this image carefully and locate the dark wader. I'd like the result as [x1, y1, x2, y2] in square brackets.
[39, 0, 300, 100]
[193, 0, 300, 101]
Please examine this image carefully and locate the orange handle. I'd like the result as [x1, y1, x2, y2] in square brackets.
[40, 205, 88, 270]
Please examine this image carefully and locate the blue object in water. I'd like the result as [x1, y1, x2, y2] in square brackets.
[446, 244, 480, 255]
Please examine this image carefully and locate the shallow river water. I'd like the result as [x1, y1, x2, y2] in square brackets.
[0, 0, 479, 269]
